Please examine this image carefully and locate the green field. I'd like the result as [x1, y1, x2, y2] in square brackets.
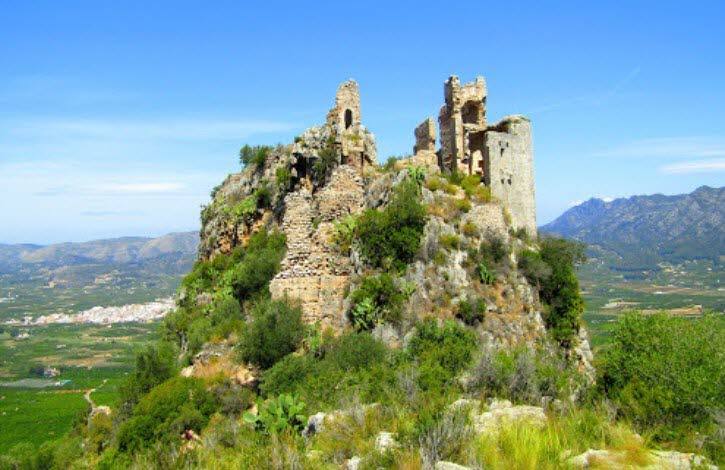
[0, 323, 158, 454]
[579, 257, 723, 347]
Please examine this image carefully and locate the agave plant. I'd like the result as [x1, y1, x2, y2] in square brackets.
[243, 393, 307, 434]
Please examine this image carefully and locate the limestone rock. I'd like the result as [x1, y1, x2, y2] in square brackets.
[302, 412, 327, 439]
[435, 462, 472, 470]
[472, 399, 546, 435]
[374, 431, 397, 452]
[344, 456, 361, 470]
[568, 448, 717, 469]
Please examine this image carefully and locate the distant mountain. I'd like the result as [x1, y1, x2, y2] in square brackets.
[541, 186, 724, 270]
[0, 232, 199, 271]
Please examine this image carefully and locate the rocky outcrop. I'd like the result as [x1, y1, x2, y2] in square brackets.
[567, 448, 717, 469]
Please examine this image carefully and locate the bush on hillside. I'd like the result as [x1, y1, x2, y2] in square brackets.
[349, 273, 407, 330]
[239, 144, 272, 167]
[119, 342, 177, 409]
[238, 299, 304, 369]
[518, 237, 585, 346]
[598, 313, 725, 440]
[243, 394, 306, 435]
[409, 319, 476, 390]
[259, 332, 389, 408]
[355, 178, 427, 271]
[164, 229, 286, 357]
[116, 377, 217, 453]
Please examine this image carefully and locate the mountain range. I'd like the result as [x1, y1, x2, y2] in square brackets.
[541, 186, 724, 270]
[0, 232, 199, 273]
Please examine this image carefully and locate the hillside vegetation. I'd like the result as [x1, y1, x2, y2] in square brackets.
[3, 146, 722, 469]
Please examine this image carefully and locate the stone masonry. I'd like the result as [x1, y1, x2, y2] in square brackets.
[412, 75, 537, 236]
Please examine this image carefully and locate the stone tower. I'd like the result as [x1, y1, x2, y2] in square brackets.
[326, 80, 376, 171]
[426, 75, 536, 235]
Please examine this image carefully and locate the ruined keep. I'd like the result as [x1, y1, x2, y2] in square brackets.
[412, 75, 537, 236]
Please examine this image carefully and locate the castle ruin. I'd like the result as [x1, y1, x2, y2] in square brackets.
[413, 75, 537, 236]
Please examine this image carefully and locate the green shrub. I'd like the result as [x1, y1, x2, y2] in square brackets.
[117, 377, 217, 453]
[479, 237, 508, 266]
[260, 332, 390, 409]
[331, 214, 357, 254]
[439, 233, 461, 250]
[243, 394, 306, 435]
[454, 198, 472, 213]
[119, 342, 177, 408]
[260, 354, 314, 397]
[407, 166, 427, 186]
[355, 178, 427, 271]
[425, 176, 445, 192]
[275, 166, 292, 189]
[229, 196, 257, 223]
[599, 313, 725, 435]
[384, 155, 400, 171]
[538, 238, 586, 346]
[238, 299, 304, 369]
[228, 231, 286, 302]
[476, 262, 496, 285]
[409, 319, 476, 390]
[466, 347, 572, 404]
[239, 144, 272, 167]
[461, 220, 479, 237]
[253, 183, 272, 209]
[456, 297, 486, 325]
[349, 273, 407, 330]
[313, 139, 338, 183]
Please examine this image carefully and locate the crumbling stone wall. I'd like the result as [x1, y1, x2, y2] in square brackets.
[269, 165, 366, 327]
[428, 75, 536, 236]
[325, 80, 377, 172]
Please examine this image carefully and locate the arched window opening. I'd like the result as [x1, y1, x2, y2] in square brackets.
[344, 109, 353, 129]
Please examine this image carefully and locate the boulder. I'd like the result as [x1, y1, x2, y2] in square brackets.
[471, 399, 546, 435]
[435, 462, 472, 470]
[374, 431, 397, 452]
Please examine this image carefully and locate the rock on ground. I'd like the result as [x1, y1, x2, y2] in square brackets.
[568, 448, 717, 469]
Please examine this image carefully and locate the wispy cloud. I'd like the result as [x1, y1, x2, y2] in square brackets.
[592, 136, 725, 159]
[660, 159, 725, 174]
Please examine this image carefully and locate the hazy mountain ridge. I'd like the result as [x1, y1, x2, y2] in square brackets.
[541, 186, 724, 269]
[0, 231, 199, 271]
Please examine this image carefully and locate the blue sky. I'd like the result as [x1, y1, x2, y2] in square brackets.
[1, 1, 723, 244]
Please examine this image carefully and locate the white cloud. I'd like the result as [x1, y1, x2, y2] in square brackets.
[601, 196, 614, 202]
[592, 137, 725, 159]
[659, 159, 725, 174]
[568, 199, 584, 207]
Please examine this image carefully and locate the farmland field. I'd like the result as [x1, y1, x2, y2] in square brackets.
[0, 323, 159, 454]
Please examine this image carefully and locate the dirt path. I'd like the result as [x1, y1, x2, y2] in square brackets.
[83, 378, 108, 409]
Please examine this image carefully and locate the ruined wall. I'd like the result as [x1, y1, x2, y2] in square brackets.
[414, 118, 436, 153]
[438, 75, 487, 173]
[324, 80, 376, 172]
[484, 116, 537, 235]
[326, 80, 361, 131]
[269, 165, 365, 327]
